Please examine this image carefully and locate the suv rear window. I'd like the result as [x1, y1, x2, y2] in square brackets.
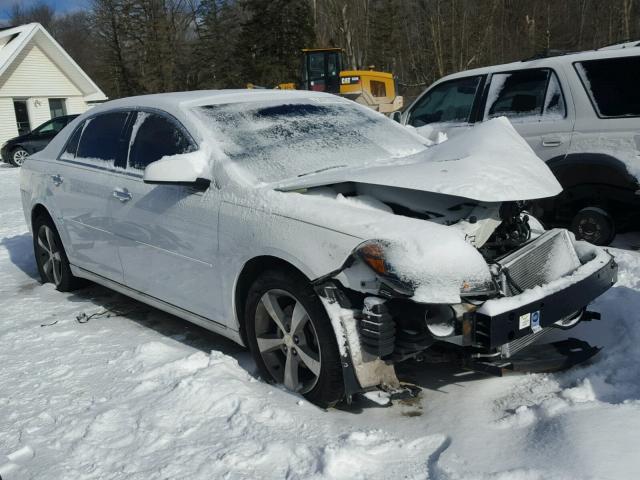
[576, 57, 640, 117]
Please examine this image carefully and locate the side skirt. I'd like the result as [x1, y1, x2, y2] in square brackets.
[70, 264, 245, 346]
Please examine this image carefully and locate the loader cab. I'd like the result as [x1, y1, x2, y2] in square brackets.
[301, 48, 343, 94]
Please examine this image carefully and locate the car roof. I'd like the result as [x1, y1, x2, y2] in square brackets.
[439, 44, 640, 82]
[89, 89, 337, 114]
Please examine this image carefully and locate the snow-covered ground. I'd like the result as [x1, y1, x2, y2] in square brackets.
[1, 165, 640, 480]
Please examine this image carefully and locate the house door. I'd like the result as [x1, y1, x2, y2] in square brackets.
[13, 99, 30, 135]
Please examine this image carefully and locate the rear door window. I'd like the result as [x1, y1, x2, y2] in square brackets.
[575, 56, 640, 117]
[484, 69, 566, 121]
[76, 112, 129, 166]
[408, 76, 483, 127]
[127, 112, 195, 171]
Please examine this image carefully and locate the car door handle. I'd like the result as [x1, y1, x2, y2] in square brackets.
[51, 174, 63, 186]
[112, 187, 132, 203]
[542, 137, 563, 147]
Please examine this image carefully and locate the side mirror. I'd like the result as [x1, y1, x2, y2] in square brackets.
[390, 111, 402, 123]
[143, 153, 211, 190]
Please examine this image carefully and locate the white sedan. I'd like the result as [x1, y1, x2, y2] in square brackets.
[20, 90, 617, 407]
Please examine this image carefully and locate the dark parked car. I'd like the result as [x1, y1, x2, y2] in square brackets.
[1, 114, 78, 167]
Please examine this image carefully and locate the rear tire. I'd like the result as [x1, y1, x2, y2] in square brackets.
[571, 207, 616, 246]
[33, 215, 84, 291]
[245, 269, 344, 407]
[9, 147, 28, 167]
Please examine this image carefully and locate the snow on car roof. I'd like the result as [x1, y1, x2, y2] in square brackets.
[91, 89, 335, 114]
[438, 44, 640, 83]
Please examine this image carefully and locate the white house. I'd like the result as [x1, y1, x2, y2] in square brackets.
[0, 23, 107, 151]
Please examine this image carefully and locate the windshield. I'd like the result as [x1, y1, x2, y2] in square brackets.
[192, 99, 427, 184]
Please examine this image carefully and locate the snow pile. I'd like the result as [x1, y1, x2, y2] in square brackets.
[408, 123, 449, 145]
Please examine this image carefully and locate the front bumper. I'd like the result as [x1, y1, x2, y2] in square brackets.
[472, 253, 617, 350]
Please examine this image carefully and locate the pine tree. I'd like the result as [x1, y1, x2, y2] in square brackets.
[237, 0, 315, 87]
[194, 0, 244, 88]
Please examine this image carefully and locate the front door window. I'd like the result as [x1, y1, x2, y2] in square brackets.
[407, 76, 483, 127]
[13, 100, 30, 135]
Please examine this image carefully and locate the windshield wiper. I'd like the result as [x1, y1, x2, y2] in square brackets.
[297, 164, 348, 177]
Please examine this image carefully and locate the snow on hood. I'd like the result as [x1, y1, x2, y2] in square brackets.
[265, 188, 493, 303]
[276, 117, 562, 202]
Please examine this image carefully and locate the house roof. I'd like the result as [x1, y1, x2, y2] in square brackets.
[0, 23, 107, 101]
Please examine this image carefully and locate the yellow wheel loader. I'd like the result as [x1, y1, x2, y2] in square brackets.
[272, 48, 403, 114]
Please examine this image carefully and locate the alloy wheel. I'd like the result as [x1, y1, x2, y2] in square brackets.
[36, 225, 63, 286]
[254, 289, 322, 393]
[13, 149, 28, 166]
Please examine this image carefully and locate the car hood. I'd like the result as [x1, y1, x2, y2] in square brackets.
[3, 133, 30, 145]
[274, 117, 562, 202]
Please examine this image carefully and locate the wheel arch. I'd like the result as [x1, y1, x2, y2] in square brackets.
[536, 153, 640, 224]
[233, 255, 312, 346]
[11, 144, 27, 152]
[31, 203, 53, 227]
[547, 153, 638, 190]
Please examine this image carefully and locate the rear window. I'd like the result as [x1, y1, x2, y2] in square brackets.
[575, 57, 640, 117]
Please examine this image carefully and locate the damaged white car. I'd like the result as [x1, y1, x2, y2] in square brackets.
[20, 90, 617, 407]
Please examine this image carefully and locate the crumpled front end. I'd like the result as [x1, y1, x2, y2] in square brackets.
[314, 221, 617, 399]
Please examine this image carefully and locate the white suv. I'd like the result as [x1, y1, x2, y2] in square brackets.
[401, 42, 640, 245]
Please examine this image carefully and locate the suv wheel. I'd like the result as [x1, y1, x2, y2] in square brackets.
[10, 147, 29, 167]
[245, 269, 344, 407]
[33, 215, 83, 291]
[571, 207, 616, 246]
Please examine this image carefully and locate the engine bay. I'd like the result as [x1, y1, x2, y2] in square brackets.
[304, 181, 535, 261]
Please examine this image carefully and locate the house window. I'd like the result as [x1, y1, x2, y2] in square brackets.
[13, 99, 30, 135]
[48, 98, 67, 118]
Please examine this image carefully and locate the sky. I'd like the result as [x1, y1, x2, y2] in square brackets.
[0, 0, 90, 22]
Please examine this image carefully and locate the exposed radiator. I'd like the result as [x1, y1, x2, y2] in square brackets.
[497, 229, 581, 296]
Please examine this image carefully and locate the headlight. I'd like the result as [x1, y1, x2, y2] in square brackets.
[354, 240, 413, 294]
[355, 239, 496, 298]
[355, 240, 390, 276]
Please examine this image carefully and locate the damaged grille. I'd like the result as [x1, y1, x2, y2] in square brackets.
[497, 229, 581, 296]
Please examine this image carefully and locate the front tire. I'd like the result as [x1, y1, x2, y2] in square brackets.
[571, 207, 616, 246]
[33, 215, 83, 291]
[245, 269, 344, 407]
[9, 147, 28, 167]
